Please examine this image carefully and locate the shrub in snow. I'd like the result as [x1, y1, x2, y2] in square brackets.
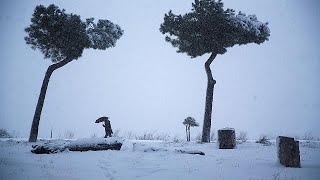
[134, 131, 171, 141]
[210, 130, 216, 142]
[136, 132, 156, 140]
[90, 133, 97, 138]
[302, 132, 316, 140]
[64, 131, 75, 139]
[237, 131, 248, 143]
[112, 129, 121, 138]
[0, 129, 13, 138]
[173, 136, 183, 143]
[119, 131, 174, 141]
[301, 141, 320, 149]
[195, 133, 202, 143]
[256, 135, 271, 146]
[157, 133, 172, 141]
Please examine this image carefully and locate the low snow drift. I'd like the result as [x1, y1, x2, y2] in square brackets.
[132, 141, 205, 155]
[31, 137, 124, 154]
[0, 139, 320, 180]
[175, 149, 205, 155]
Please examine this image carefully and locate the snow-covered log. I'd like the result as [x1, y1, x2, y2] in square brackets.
[31, 137, 123, 154]
[31, 140, 69, 154]
[31, 144, 66, 154]
[175, 149, 205, 155]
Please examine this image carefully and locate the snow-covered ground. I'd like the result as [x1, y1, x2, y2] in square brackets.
[0, 139, 319, 180]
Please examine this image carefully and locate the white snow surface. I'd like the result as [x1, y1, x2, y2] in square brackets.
[68, 137, 124, 147]
[0, 139, 319, 180]
[220, 127, 235, 131]
[229, 12, 270, 36]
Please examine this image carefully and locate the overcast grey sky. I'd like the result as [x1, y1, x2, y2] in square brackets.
[1, 0, 319, 139]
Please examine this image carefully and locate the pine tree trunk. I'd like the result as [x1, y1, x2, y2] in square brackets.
[188, 125, 191, 142]
[201, 52, 217, 143]
[29, 58, 72, 142]
[185, 125, 188, 141]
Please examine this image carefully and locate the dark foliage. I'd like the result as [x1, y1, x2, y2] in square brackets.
[160, 0, 270, 58]
[86, 18, 123, 50]
[25, 4, 90, 62]
[183, 117, 199, 127]
[25, 4, 123, 63]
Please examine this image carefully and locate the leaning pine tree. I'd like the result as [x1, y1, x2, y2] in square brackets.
[160, 0, 270, 142]
[25, 4, 123, 142]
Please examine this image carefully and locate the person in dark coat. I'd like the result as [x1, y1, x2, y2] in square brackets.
[95, 116, 113, 138]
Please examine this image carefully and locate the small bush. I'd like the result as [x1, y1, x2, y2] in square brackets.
[133, 132, 169, 141]
[256, 135, 271, 145]
[237, 131, 248, 142]
[210, 130, 216, 142]
[64, 131, 75, 139]
[173, 135, 183, 143]
[90, 133, 97, 138]
[195, 133, 202, 142]
[125, 131, 135, 140]
[120, 131, 180, 142]
[113, 129, 121, 138]
[302, 132, 315, 140]
[136, 132, 155, 140]
[0, 129, 12, 138]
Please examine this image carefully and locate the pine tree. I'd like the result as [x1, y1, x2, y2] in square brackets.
[183, 117, 199, 142]
[160, 0, 270, 142]
[25, 4, 123, 142]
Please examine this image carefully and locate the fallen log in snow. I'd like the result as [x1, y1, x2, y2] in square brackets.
[175, 149, 205, 155]
[31, 140, 69, 154]
[31, 137, 123, 154]
[67, 142, 122, 152]
[31, 145, 65, 154]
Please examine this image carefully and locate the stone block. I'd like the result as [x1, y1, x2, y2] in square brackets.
[218, 128, 236, 149]
[277, 136, 301, 168]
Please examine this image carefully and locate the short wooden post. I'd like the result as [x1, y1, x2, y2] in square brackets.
[218, 128, 236, 149]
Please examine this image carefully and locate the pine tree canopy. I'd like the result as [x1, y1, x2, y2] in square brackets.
[183, 117, 199, 127]
[160, 0, 270, 58]
[25, 4, 123, 63]
[86, 18, 123, 50]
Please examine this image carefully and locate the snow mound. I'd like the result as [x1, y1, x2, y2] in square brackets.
[132, 142, 205, 155]
[175, 149, 205, 155]
[220, 127, 235, 131]
[68, 137, 124, 147]
[132, 142, 168, 152]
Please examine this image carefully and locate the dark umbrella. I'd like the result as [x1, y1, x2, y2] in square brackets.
[95, 116, 109, 123]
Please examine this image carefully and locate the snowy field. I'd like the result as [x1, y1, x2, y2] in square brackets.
[0, 139, 319, 180]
